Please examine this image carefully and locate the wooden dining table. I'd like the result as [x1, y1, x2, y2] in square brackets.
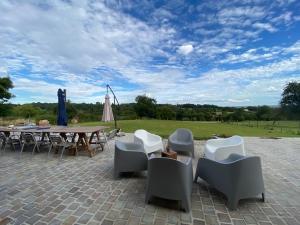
[0, 126, 109, 157]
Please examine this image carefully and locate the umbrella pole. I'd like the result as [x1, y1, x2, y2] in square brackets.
[114, 97, 117, 129]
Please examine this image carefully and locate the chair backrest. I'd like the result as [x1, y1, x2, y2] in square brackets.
[0, 132, 6, 145]
[0, 132, 6, 140]
[115, 140, 142, 152]
[49, 135, 64, 144]
[21, 133, 36, 143]
[208, 135, 243, 147]
[226, 135, 243, 145]
[174, 128, 193, 142]
[107, 129, 118, 140]
[220, 154, 264, 195]
[134, 129, 148, 139]
[147, 157, 192, 199]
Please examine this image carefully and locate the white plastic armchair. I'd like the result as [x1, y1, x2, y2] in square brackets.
[204, 135, 245, 161]
[134, 129, 163, 154]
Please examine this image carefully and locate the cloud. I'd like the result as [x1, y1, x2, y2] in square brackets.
[177, 44, 194, 55]
[228, 98, 250, 103]
[253, 22, 277, 32]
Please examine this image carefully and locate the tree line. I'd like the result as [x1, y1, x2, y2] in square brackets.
[1, 77, 299, 124]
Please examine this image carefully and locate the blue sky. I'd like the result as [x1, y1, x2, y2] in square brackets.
[0, 0, 300, 106]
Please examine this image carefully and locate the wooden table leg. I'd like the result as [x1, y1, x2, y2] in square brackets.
[90, 131, 103, 151]
[78, 133, 94, 157]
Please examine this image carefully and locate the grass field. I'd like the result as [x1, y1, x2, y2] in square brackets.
[79, 120, 300, 140]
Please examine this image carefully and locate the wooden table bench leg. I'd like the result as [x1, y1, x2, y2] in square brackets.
[78, 133, 94, 157]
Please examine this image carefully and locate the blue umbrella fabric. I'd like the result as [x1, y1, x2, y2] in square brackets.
[57, 89, 68, 126]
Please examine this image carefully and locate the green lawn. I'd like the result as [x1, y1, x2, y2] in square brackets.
[78, 120, 300, 140]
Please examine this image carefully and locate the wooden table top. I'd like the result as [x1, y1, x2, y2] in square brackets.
[0, 126, 109, 134]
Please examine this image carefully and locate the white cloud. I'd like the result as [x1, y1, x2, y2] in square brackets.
[177, 44, 194, 55]
[253, 22, 277, 32]
[228, 98, 250, 103]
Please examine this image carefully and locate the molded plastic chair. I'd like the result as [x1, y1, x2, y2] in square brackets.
[194, 154, 265, 210]
[134, 129, 163, 154]
[204, 135, 245, 161]
[145, 157, 193, 212]
[168, 128, 194, 157]
[114, 140, 148, 178]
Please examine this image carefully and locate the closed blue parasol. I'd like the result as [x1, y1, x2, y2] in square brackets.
[57, 89, 68, 126]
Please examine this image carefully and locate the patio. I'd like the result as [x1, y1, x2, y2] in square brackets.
[0, 135, 299, 225]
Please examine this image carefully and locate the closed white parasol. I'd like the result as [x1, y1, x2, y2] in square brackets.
[102, 94, 114, 122]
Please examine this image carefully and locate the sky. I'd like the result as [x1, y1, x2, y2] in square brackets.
[0, 0, 300, 106]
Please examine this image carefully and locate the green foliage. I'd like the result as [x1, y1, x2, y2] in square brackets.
[12, 104, 43, 118]
[0, 77, 14, 103]
[256, 105, 272, 121]
[156, 105, 176, 120]
[0, 77, 14, 116]
[66, 100, 78, 119]
[134, 95, 157, 118]
[280, 81, 300, 119]
[0, 103, 13, 117]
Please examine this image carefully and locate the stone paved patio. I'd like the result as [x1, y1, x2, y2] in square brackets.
[0, 134, 299, 225]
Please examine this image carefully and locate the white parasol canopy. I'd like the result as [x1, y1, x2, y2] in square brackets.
[102, 94, 114, 122]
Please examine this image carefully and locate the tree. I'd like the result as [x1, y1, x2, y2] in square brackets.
[0, 77, 14, 116]
[134, 95, 157, 118]
[12, 104, 42, 118]
[256, 106, 272, 121]
[280, 81, 300, 119]
[156, 105, 175, 120]
[0, 77, 14, 103]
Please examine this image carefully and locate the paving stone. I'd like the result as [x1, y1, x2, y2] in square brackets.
[168, 212, 179, 224]
[114, 219, 127, 225]
[243, 215, 257, 224]
[62, 215, 78, 225]
[283, 217, 300, 225]
[205, 215, 219, 225]
[192, 209, 204, 219]
[142, 213, 155, 224]
[154, 218, 166, 225]
[101, 219, 114, 225]
[268, 216, 286, 225]
[232, 219, 247, 225]
[131, 207, 144, 217]
[119, 209, 131, 220]
[180, 212, 192, 223]
[93, 211, 106, 222]
[193, 219, 206, 225]
[77, 213, 93, 224]
[127, 216, 140, 225]
[217, 213, 231, 223]
[106, 209, 119, 220]
[258, 222, 273, 225]
[26, 214, 42, 225]
[68, 203, 80, 210]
